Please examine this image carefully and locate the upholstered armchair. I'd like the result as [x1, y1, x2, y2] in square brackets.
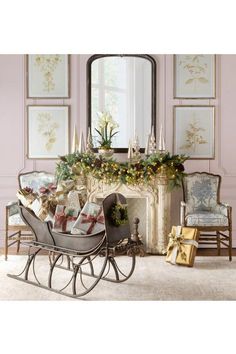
[5, 171, 55, 260]
[180, 172, 232, 261]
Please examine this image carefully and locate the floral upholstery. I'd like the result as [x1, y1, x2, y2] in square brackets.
[8, 172, 55, 227]
[183, 173, 220, 214]
[19, 171, 55, 193]
[7, 201, 19, 216]
[9, 213, 25, 226]
[6, 201, 24, 225]
[181, 172, 232, 261]
[182, 173, 229, 228]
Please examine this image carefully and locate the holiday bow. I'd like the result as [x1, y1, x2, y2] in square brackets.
[39, 183, 57, 195]
[167, 226, 198, 265]
[39, 195, 57, 215]
[54, 211, 68, 232]
[18, 187, 34, 196]
[55, 211, 77, 232]
[80, 208, 104, 234]
[54, 208, 77, 232]
[55, 181, 87, 206]
[17, 188, 37, 207]
[59, 182, 86, 194]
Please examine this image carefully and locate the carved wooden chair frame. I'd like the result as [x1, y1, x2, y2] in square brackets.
[181, 172, 232, 261]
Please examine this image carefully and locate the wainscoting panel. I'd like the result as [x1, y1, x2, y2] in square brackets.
[1, 54, 236, 248]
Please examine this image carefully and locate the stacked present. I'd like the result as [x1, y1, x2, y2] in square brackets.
[71, 202, 105, 235]
[30, 194, 57, 222]
[17, 182, 58, 222]
[16, 179, 105, 236]
[16, 187, 38, 207]
[166, 226, 199, 267]
[53, 205, 80, 233]
[53, 187, 82, 233]
[17, 179, 85, 224]
[55, 180, 87, 208]
[53, 201, 104, 235]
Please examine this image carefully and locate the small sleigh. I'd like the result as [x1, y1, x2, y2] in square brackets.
[8, 193, 140, 298]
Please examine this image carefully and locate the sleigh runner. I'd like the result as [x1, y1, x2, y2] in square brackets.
[8, 193, 140, 298]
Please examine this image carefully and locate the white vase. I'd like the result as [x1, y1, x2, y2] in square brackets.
[98, 148, 114, 159]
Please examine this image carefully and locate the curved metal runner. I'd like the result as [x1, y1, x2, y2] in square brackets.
[7, 193, 140, 298]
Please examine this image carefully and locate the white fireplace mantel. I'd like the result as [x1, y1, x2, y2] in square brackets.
[86, 176, 171, 254]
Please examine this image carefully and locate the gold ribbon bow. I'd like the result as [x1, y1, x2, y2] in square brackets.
[167, 226, 198, 265]
[55, 181, 87, 203]
[36, 194, 57, 221]
[55, 180, 75, 197]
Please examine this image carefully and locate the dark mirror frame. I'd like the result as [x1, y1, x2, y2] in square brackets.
[87, 54, 156, 153]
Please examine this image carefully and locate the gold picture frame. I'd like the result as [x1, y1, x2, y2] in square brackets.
[27, 54, 70, 98]
[27, 105, 70, 159]
[173, 105, 215, 159]
[174, 55, 216, 99]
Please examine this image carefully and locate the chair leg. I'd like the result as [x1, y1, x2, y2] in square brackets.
[216, 232, 221, 256]
[229, 229, 232, 262]
[4, 228, 8, 261]
[16, 230, 21, 253]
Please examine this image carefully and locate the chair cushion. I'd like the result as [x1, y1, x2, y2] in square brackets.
[7, 202, 19, 216]
[185, 211, 229, 227]
[9, 213, 26, 226]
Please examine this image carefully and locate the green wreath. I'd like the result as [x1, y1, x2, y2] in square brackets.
[110, 203, 128, 227]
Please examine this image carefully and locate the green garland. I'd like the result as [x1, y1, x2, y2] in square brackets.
[55, 151, 188, 191]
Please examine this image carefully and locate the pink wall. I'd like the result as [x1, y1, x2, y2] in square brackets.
[0, 55, 84, 246]
[1, 54, 236, 246]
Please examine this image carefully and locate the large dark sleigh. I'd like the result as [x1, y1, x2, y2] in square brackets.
[8, 193, 138, 298]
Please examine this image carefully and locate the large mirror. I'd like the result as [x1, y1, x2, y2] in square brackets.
[87, 54, 156, 152]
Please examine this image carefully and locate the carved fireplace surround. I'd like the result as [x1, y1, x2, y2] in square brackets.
[86, 176, 171, 254]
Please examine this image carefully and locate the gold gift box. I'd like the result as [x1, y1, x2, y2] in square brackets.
[166, 226, 199, 267]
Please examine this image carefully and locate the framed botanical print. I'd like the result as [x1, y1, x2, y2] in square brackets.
[27, 54, 70, 98]
[173, 106, 215, 159]
[174, 55, 215, 98]
[27, 105, 69, 159]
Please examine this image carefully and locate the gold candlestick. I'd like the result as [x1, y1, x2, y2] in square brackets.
[128, 140, 133, 161]
[149, 126, 156, 155]
[132, 135, 141, 162]
[86, 127, 94, 153]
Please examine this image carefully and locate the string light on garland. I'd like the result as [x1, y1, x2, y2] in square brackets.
[56, 151, 188, 191]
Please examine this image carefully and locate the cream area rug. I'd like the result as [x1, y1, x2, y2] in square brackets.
[0, 254, 236, 300]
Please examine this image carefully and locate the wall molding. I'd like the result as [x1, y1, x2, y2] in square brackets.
[215, 55, 236, 176]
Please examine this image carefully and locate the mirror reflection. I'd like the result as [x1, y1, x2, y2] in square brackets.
[88, 55, 155, 150]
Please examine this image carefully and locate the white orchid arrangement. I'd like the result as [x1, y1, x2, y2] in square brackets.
[95, 112, 119, 149]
